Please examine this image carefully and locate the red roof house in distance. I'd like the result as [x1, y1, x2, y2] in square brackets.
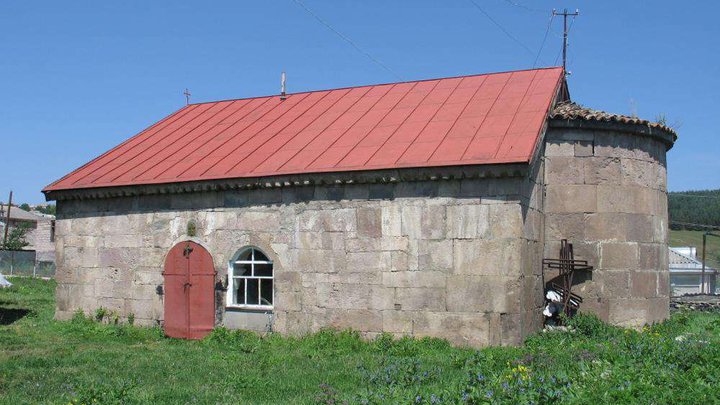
[45, 67, 676, 347]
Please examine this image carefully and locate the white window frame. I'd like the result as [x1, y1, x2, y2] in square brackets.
[226, 247, 274, 311]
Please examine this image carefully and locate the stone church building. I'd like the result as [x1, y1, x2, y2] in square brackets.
[43, 67, 676, 346]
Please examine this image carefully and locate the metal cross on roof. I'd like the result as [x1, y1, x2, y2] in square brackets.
[183, 88, 191, 106]
[543, 239, 593, 319]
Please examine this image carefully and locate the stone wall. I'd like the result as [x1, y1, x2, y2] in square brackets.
[32, 219, 56, 263]
[543, 125, 670, 327]
[54, 173, 542, 347]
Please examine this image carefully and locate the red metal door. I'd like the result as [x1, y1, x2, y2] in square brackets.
[163, 241, 216, 339]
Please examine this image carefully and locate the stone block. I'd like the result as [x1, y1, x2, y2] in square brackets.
[446, 204, 488, 239]
[413, 312, 492, 347]
[545, 140, 575, 157]
[545, 213, 585, 241]
[357, 208, 382, 238]
[630, 271, 658, 298]
[657, 271, 670, 297]
[418, 240, 453, 271]
[382, 271, 446, 288]
[446, 275, 518, 313]
[324, 209, 357, 233]
[488, 204, 522, 239]
[584, 213, 626, 241]
[600, 242, 638, 270]
[345, 237, 381, 253]
[608, 299, 650, 328]
[237, 211, 280, 232]
[620, 159, 657, 189]
[638, 243, 661, 270]
[296, 231, 323, 250]
[321, 308, 383, 332]
[381, 205, 402, 237]
[346, 251, 390, 273]
[297, 249, 346, 273]
[401, 206, 422, 239]
[597, 185, 656, 215]
[321, 232, 345, 251]
[603, 271, 629, 297]
[420, 204, 446, 240]
[546, 156, 583, 185]
[625, 214, 655, 243]
[381, 310, 415, 334]
[395, 288, 446, 311]
[453, 239, 521, 276]
[574, 141, 594, 157]
[583, 157, 621, 185]
[545, 185, 597, 213]
[390, 251, 409, 271]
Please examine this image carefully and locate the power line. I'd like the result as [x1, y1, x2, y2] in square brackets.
[533, 13, 554, 68]
[670, 221, 720, 230]
[467, 0, 537, 60]
[291, 0, 403, 80]
[670, 193, 720, 199]
[502, 0, 545, 13]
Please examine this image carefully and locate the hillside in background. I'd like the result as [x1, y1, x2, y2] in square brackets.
[668, 189, 720, 229]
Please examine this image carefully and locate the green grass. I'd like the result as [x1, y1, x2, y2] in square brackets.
[670, 229, 720, 269]
[1, 278, 720, 404]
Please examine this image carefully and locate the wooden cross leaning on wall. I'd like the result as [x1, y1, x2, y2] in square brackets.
[542, 239, 594, 319]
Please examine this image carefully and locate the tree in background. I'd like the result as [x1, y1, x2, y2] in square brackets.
[35, 205, 56, 216]
[18, 203, 31, 211]
[2, 222, 31, 250]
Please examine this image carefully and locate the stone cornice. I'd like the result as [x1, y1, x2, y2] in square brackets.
[44, 163, 529, 201]
[548, 117, 676, 150]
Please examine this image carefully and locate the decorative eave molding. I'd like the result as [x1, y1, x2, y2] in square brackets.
[548, 117, 676, 151]
[44, 163, 529, 202]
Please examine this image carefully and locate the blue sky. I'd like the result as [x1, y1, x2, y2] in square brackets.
[2, 1, 718, 204]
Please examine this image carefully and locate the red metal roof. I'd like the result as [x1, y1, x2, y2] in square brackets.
[44, 67, 564, 192]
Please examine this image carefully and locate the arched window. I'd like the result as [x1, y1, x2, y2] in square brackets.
[227, 247, 273, 309]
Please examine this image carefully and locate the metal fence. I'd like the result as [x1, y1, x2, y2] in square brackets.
[0, 250, 55, 277]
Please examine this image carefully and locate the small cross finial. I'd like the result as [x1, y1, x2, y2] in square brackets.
[183, 88, 191, 105]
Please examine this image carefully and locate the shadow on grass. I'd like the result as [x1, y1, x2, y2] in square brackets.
[0, 307, 31, 325]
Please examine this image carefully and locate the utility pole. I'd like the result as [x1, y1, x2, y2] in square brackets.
[701, 232, 720, 294]
[2, 191, 12, 247]
[553, 8, 579, 75]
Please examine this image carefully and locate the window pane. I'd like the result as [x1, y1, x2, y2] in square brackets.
[260, 279, 273, 305]
[237, 249, 252, 261]
[233, 262, 251, 276]
[233, 278, 245, 305]
[255, 263, 273, 277]
[246, 279, 259, 305]
[254, 249, 269, 262]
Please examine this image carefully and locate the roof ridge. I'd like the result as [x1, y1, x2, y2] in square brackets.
[187, 67, 564, 106]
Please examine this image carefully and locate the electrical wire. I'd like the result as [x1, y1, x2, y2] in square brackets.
[290, 0, 403, 80]
[670, 193, 720, 199]
[670, 221, 720, 230]
[467, 0, 536, 59]
[533, 13, 554, 68]
[502, 0, 546, 13]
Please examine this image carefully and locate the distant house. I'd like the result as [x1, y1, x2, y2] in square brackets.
[0, 204, 56, 264]
[669, 247, 716, 295]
